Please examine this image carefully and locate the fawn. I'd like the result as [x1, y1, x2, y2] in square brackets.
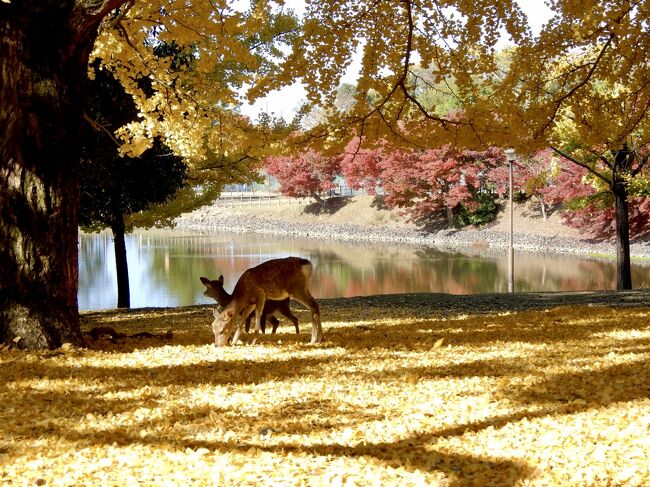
[200, 275, 299, 334]
[210, 257, 322, 346]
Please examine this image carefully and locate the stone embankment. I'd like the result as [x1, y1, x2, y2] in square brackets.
[174, 206, 650, 260]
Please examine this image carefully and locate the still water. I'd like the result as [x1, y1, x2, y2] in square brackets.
[78, 229, 650, 311]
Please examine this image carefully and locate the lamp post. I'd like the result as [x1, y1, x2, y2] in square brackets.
[504, 148, 516, 293]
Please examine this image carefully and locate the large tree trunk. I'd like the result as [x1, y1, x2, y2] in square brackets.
[111, 217, 131, 308]
[613, 146, 633, 291]
[0, 2, 123, 349]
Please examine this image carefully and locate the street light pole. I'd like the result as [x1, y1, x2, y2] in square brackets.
[504, 148, 516, 293]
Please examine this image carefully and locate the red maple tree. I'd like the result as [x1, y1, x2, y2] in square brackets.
[545, 155, 650, 239]
[265, 150, 341, 202]
[341, 140, 504, 226]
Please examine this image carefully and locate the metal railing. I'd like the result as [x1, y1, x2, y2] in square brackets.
[215, 185, 367, 207]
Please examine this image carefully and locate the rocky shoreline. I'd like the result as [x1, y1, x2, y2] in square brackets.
[174, 206, 650, 260]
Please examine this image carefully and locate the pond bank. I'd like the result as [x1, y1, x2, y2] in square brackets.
[174, 196, 650, 260]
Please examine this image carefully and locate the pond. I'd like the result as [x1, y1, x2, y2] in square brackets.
[78, 229, 650, 311]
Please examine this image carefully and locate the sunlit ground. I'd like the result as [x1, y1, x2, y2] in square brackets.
[1, 300, 650, 485]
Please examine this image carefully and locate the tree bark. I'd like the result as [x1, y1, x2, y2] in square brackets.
[537, 195, 547, 221]
[614, 187, 632, 290]
[613, 146, 633, 291]
[0, 1, 125, 349]
[111, 217, 131, 308]
[446, 207, 454, 227]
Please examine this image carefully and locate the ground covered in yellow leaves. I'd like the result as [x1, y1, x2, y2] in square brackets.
[2, 296, 650, 486]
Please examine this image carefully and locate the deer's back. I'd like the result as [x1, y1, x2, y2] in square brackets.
[233, 257, 312, 301]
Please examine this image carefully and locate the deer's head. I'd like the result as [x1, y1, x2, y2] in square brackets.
[211, 307, 240, 346]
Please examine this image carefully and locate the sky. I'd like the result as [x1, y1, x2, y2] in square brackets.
[240, 0, 554, 121]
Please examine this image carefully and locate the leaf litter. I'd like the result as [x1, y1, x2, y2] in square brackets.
[1, 300, 650, 486]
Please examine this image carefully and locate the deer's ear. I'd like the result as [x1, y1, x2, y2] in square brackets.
[217, 275, 224, 284]
[200, 277, 210, 285]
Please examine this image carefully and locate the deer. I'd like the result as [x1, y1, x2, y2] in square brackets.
[200, 275, 299, 334]
[210, 257, 323, 346]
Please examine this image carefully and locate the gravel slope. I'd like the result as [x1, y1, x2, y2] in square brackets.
[174, 195, 650, 259]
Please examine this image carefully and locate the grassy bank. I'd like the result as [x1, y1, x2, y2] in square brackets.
[2, 299, 650, 485]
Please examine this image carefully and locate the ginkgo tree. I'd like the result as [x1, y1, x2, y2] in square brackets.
[1, 0, 526, 349]
[6, 0, 650, 349]
[493, 2, 650, 290]
[269, 1, 650, 290]
[0, 0, 301, 349]
[252, 0, 530, 151]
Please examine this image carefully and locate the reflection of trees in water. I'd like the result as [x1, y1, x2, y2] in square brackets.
[131, 233, 253, 308]
[414, 247, 503, 294]
[513, 255, 616, 292]
[79, 230, 650, 309]
[78, 232, 117, 309]
[313, 247, 503, 297]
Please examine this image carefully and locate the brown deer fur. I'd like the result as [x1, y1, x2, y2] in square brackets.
[209, 257, 322, 346]
[200, 275, 298, 334]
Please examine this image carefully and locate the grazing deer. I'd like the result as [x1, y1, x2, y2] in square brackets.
[210, 257, 323, 346]
[200, 275, 299, 334]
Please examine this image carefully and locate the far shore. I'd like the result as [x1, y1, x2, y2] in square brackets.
[172, 195, 650, 261]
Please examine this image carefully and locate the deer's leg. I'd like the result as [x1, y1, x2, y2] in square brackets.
[253, 302, 265, 334]
[292, 291, 322, 344]
[232, 326, 241, 344]
[234, 305, 254, 343]
[269, 315, 281, 334]
[231, 315, 243, 344]
[244, 315, 252, 334]
[290, 314, 299, 335]
[244, 312, 267, 333]
[260, 313, 268, 334]
[250, 293, 267, 344]
[279, 299, 299, 334]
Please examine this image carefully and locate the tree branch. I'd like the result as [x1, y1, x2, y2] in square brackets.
[536, 35, 614, 138]
[83, 113, 121, 147]
[550, 146, 612, 187]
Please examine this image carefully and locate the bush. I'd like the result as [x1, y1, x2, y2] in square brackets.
[454, 192, 498, 227]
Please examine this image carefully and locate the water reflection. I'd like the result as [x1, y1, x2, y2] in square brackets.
[78, 229, 650, 311]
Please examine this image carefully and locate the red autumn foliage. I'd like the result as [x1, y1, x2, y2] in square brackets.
[339, 138, 385, 195]
[545, 158, 650, 239]
[486, 149, 557, 219]
[342, 139, 504, 224]
[265, 150, 341, 200]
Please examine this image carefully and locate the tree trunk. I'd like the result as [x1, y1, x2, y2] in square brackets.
[446, 207, 454, 227]
[111, 217, 131, 308]
[537, 195, 547, 221]
[0, 2, 122, 349]
[613, 147, 633, 291]
[614, 188, 632, 290]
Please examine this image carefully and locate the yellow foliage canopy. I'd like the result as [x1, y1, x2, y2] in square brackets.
[499, 1, 650, 153]
[92, 0, 298, 171]
[93, 2, 650, 168]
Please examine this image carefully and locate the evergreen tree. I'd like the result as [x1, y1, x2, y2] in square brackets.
[79, 64, 187, 308]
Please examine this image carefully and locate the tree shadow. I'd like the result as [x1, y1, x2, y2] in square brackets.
[303, 196, 352, 215]
[80, 291, 650, 353]
[48, 292, 650, 484]
[2, 358, 535, 486]
[516, 357, 650, 407]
